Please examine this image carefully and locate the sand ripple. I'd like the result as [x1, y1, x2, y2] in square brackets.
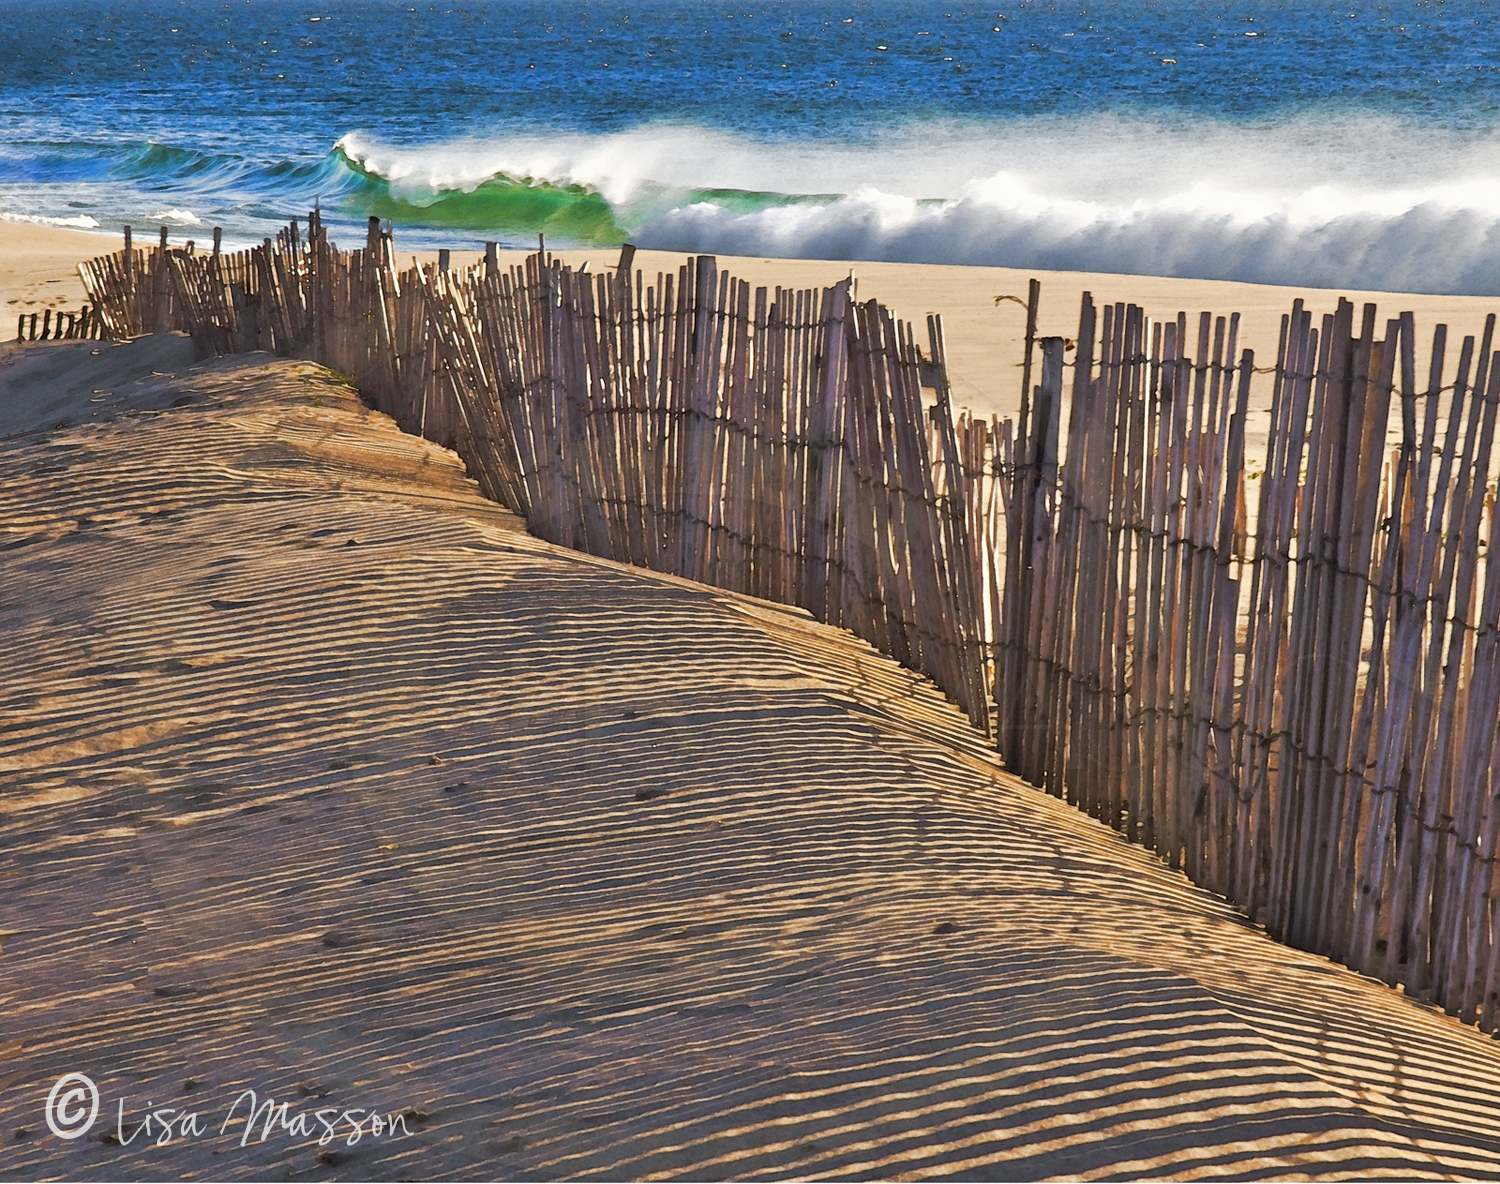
[3, 350, 1500, 1179]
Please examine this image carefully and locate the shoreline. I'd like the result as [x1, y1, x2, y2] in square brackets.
[8, 218, 1500, 420]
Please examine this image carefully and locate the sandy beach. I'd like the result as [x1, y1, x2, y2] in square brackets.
[7, 222, 1500, 1179]
[10, 219, 1500, 423]
[0, 222, 97, 326]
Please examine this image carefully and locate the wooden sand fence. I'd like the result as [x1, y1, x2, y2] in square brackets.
[14, 305, 104, 343]
[74, 217, 1500, 1035]
[80, 214, 992, 735]
[994, 296, 1500, 1033]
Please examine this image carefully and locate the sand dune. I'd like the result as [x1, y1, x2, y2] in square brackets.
[4, 342, 1500, 1179]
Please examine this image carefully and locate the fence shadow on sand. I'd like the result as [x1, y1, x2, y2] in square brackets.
[77, 213, 1500, 1039]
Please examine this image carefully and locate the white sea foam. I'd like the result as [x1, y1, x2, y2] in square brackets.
[2, 211, 102, 229]
[146, 207, 204, 226]
[642, 182, 1500, 296]
[338, 115, 1500, 295]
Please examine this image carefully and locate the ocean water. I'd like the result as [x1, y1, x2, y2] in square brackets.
[5, 0, 1500, 294]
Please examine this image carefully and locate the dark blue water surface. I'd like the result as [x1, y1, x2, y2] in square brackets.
[5, 0, 1500, 291]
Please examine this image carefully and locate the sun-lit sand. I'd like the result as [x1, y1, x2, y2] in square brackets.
[547, 247, 1500, 424]
[6, 222, 1500, 1179]
[10, 219, 1500, 423]
[0, 221, 97, 325]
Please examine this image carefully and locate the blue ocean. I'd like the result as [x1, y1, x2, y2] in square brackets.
[5, 0, 1500, 294]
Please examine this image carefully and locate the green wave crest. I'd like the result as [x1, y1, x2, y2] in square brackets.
[334, 145, 839, 245]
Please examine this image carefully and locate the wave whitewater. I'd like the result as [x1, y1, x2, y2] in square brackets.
[335, 119, 1500, 295]
[1, 211, 101, 229]
[334, 132, 842, 245]
[646, 182, 1500, 296]
[11, 116, 1500, 294]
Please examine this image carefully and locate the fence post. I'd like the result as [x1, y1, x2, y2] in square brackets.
[1003, 336, 1063, 765]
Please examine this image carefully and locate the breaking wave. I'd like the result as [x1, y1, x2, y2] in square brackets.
[335, 116, 1500, 295]
[14, 114, 1500, 295]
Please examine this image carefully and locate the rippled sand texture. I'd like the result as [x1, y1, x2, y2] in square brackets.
[5, 344, 1500, 1180]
